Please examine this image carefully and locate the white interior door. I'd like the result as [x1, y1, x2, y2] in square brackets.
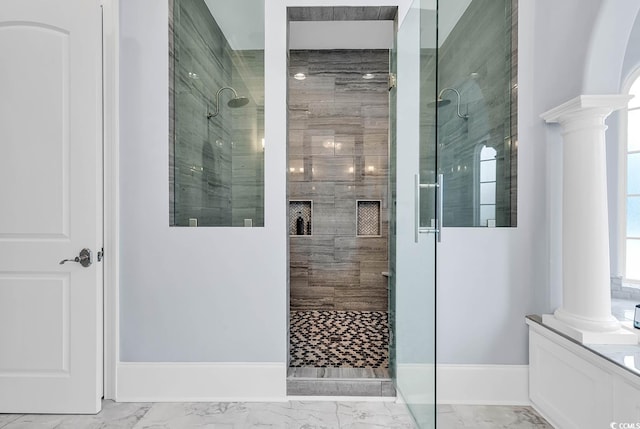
[0, 0, 103, 414]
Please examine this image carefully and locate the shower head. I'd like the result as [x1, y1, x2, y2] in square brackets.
[428, 98, 451, 108]
[227, 96, 250, 108]
[207, 87, 249, 119]
[433, 87, 468, 119]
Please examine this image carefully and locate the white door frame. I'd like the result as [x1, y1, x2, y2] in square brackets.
[102, 0, 120, 401]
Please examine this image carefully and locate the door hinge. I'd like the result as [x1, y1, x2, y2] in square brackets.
[388, 73, 397, 91]
[97, 248, 104, 262]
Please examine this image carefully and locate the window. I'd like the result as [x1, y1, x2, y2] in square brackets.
[478, 145, 497, 227]
[624, 76, 640, 282]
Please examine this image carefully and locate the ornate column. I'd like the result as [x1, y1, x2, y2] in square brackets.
[541, 95, 636, 344]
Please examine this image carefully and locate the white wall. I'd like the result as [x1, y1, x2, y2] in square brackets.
[118, 0, 634, 370]
[119, 0, 287, 362]
[437, 0, 606, 365]
[621, 13, 640, 82]
[582, 0, 640, 95]
[118, 0, 411, 363]
[203, 0, 264, 50]
[289, 21, 394, 49]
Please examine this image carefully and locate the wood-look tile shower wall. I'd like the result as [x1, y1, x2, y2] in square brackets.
[422, 0, 517, 228]
[288, 50, 390, 311]
[170, 0, 264, 227]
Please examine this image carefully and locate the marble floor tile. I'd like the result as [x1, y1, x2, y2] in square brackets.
[435, 404, 463, 428]
[133, 402, 251, 428]
[337, 402, 415, 429]
[3, 401, 151, 429]
[244, 401, 340, 428]
[0, 401, 557, 429]
[0, 415, 22, 428]
[442, 405, 553, 429]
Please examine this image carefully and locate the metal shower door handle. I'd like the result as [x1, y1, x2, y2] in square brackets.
[415, 174, 443, 243]
[60, 248, 93, 267]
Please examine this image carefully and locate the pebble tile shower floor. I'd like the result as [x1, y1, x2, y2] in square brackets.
[289, 310, 389, 368]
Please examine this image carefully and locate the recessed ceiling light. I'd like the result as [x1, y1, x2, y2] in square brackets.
[363, 73, 375, 80]
[294, 73, 306, 80]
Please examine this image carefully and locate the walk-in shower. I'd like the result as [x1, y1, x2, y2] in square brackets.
[286, 6, 396, 398]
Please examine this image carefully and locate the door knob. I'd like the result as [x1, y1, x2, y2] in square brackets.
[59, 248, 93, 267]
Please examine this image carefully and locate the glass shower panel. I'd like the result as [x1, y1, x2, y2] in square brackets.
[437, 0, 516, 227]
[388, 16, 398, 383]
[390, 0, 437, 427]
[170, 0, 265, 227]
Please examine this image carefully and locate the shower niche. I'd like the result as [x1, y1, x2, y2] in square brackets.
[357, 200, 382, 237]
[289, 201, 312, 236]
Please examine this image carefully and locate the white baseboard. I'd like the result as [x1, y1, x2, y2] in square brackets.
[116, 362, 287, 402]
[115, 362, 528, 405]
[436, 364, 530, 405]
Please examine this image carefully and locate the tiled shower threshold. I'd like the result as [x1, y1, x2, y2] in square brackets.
[287, 367, 395, 397]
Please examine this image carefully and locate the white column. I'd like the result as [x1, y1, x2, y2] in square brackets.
[541, 95, 636, 344]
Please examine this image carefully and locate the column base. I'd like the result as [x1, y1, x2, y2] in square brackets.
[621, 321, 640, 340]
[542, 314, 637, 345]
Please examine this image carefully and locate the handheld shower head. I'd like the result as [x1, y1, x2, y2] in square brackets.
[207, 87, 249, 119]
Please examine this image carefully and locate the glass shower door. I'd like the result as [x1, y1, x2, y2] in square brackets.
[390, 0, 438, 428]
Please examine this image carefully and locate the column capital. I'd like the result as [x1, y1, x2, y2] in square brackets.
[540, 94, 632, 124]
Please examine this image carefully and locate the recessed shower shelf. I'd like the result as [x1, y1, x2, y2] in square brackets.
[289, 200, 312, 236]
[357, 200, 381, 237]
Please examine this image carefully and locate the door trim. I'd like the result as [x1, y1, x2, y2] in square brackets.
[102, 0, 119, 401]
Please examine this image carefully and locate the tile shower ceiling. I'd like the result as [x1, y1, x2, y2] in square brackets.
[287, 6, 397, 21]
[290, 310, 389, 368]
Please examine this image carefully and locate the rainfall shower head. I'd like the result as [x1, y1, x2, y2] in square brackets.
[429, 98, 451, 107]
[227, 96, 250, 108]
[207, 87, 249, 119]
[429, 87, 468, 119]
